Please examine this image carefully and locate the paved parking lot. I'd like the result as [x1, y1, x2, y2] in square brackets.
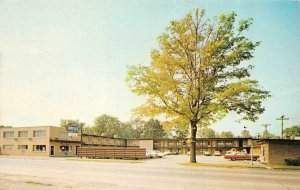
[190, 155, 265, 166]
[0, 155, 299, 190]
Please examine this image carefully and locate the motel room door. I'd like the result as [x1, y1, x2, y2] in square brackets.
[50, 146, 55, 156]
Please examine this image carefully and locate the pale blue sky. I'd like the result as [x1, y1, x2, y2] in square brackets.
[0, 0, 299, 136]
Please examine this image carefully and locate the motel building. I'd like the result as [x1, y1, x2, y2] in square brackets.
[0, 126, 252, 157]
[1, 126, 299, 165]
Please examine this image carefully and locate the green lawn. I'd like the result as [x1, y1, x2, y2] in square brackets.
[269, 165, 300, 170]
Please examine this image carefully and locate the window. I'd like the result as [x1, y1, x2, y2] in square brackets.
[217, 140, 225, 146]
[3, 132, 14, 138]
[33, 145, 46, 152]
[59, 146, 72, 152]
[225, 140, 233, 146]
[3, 145, 14, 150]
[18, 145, 28, 150]
[18, 131, 28, 138]
[33, 130, 46, 137]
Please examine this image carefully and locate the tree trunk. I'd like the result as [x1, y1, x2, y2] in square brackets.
[189, 121, 197, 163]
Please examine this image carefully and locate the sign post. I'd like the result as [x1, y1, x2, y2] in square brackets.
[251, 144, 253, 165]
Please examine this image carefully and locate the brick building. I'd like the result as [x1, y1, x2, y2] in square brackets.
[255, 139, 300, 165]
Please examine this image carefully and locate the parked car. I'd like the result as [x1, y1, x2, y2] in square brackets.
[147, 151, 158, 158]
[225, 151, 235, 156]
[153, 150, 164, 158]
[224, 152, 259, 161]
[163, 151, 172, 156]
[203, 151, 211, 156]
[214, 151, 221, 156]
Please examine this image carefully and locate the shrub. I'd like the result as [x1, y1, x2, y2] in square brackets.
[285, 157, 300, 166]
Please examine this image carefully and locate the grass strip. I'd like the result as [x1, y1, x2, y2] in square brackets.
[269, 165, 300, 170]
[65, 158, 144, 164]
[178, 162, 266, 169]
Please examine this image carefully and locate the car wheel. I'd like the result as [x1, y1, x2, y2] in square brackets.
[253, 158, 257, 161]
[231, 158, 236, 161]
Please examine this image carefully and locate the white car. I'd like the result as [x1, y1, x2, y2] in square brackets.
[148, 150, 158, 158]
[153, 150, 164, 158]
[163, 151, 172, 156]
[203, 151, 211, 156]
[214, 151, 221, 156]
[146, 151, 151, 159]
[225, 151, 234, 155]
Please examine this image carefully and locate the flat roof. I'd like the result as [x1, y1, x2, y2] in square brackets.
[257, 139, 300, 145]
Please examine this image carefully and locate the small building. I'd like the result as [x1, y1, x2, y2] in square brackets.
[256, 139, 300, 165]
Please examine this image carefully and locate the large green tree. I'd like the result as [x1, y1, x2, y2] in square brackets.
[283, 125, 300, 139]
[197, 127, 216, 138]
[118, 122, 135, 139]
[93, 114, 121, 137]
[142, 119, 166, 139]
[261, 129, 280, 139]
[130, 118, 145, 139]
[219, 131, 235, 138]
[127, 9, 270, 162]
[240, 129, 251, 138]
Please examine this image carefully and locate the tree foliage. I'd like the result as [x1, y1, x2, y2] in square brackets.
[261, 129, 280, 139]
[127, 9, 270, 162]
[197, 127, 216, 138]
[79, 115, 167, 139]
[60, 119, 85, 132]
[142, 119, 166, 139]
[240, 129, 251, 138]
[93, 114, 121, 137]
[283, 125, 300, 139]
[219, 131, 234, 138]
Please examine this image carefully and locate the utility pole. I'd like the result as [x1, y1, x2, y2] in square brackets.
[261, 124, 271, 131]
[276, 115, 289, 139]
[261, 124, 271, 139]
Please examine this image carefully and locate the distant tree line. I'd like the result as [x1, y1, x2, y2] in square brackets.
[60, 115, 166, 139]
[59, 117, 299, 140]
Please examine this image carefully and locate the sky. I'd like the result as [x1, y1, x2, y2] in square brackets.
[0, 0, 299, 137]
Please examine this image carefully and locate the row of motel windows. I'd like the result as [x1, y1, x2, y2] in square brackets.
[2, 130, 46, 138]
[3, 145, 46, 152]
[87, 137, 123, 144]
[2, 145, 74, 153]
[156, 140, 235, 146]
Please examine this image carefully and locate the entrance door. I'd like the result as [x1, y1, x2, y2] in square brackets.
[50, 146, 55, 156]
[239, 140, 243, 147]
[76, 146, 80, 156]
